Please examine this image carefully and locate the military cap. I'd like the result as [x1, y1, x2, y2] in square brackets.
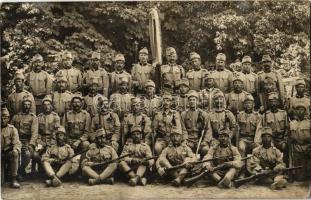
[89, 77, 99, 85]
[118, 79, 129, 85]
[32, 54, 43, 62]
[177, 78, 190, 87]
[294, 102, 307, 110]
[261, 127, 272, 136]
[144, 80, 155, 88]
[261, 54, 272, 63]
[232, 76, 244, 83]
[170, 126, 182, 135]
[14, 71, 25, 80]
[62, 50, 73, 59]
[114, 53, 125, 62]
[213, 91, 225, 99]
[95, 128, 106, 138]
[244, 94, 254, 102]
[55, 71, 68, 82]
[216, 53, 226, 61]
[1, 107, 10, 117]
[242, 56, 252, 64]
[56, 126, 66, 135]
[204, 72, 214, 80]
[166, 47, 176, 56]
[162, 93, 172, 100]
[42, 95, 53, 104]
[218, 128, 232, 137]
[71, 92, 83, 102]
[187, 90, 199, 99]
[139, 47, 148, 55]
[131, 97, 141, 105]
[190, 52, 201, 60]
[268, 92, 279, 100]
[91, 52, 101, 60]
[295, 78, 305, 86]
[22, 95, 33, 104]
[131, 126, 142, 134]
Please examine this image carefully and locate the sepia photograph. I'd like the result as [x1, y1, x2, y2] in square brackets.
[1, 1, 310, 199]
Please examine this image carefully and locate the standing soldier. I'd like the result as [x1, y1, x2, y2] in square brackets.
[153, 93, 183, 155]
[123, 98, 152, 146]
[160, 47, 185, 93]
[110, 53, 132, 94]
[181, 90, 211, 157]
[175, 78, 190, 112]
[119, 126, 154, 186]
[11, 95, 38, 177]
[83, 78, 105, 118]
[202, 128, 243, 188]
[247, 127, 287, 190]
[81, 129, 118, 185]
[186, 52, 208, 91]
[259, 76, 278, 112]
[257, 55, 285, 107]
[241, 56, 257, 98]
[131, 48, 155, 95]
[59, 51, 83, 93]
[199, 73, 224, 112]
[91, 96, 121, 151]
[156, 126, 196, 187]
[83, 52, 109, 97]
[289, 103, 311, 181]
[26, 54, 53, 114]
[62, 94, 91, 152]
[1, 108, 21, 188]
[140, 80, 162, 118]
[41, 126, 74, 187]
[7, 72, 36, 116]
[211, 53, 233, 93]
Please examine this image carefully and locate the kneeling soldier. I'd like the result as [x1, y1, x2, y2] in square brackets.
[156, 127, 196, 187]
[247, 127, 287, 189]
[41, 126, 74, 187]
[119, 126, 154, 186]
[81, 129, 118, 185]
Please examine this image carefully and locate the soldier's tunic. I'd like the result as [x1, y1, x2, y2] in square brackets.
[289, 119, 311, 180]
[51, 91, 72, 118]
[59, 68, 83, 92]
[121, 142, 154, 167]
[131, 63, 155, 90]
[226, 90, 250, 113]
[26, 70, 53, 97]
[209, 110, 236, 140]
[109, 92, 134, 117]
[83, 69, 109, 97]
[287, 95, 310, 119]
[243, 72, 257, 94]
[83, 94, 104, 118]
[123, 113, 152, 145]
[199, 88, 224, 112]
[141, 95, 162, 118]
[7, 90, 36, 115]
[210, 69, 233, 93]
[110, 70, 132, 94]
[186, 68, 208, 91]
[37, 112, 60, 148]
[160, 64, 185, 90]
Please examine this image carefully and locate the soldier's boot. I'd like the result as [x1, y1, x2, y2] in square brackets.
[218, 168, 236, 188]
[172, 168, 188, 187]
[128, 170, 138, 186]
[11, 176, 20, 189]
[88, 178, 100, 186]
[271, 176, 287, 190]
[101, 177, 114, 185]
[45, 179, 52, 187]
[171, 177, 182, 187]
[211, 172, 222, 184]
[52, 175, 62, 187]
[136, 165, 147, 186]
[137, 176, 147, 186]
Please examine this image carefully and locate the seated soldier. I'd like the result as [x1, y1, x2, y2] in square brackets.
[1, 107, 22, 188]
[41, 126, 74, 187]
[156, 127, 196, 187]
[247, 127, 287, 190]
[119, 126, 154, 186]
[202, 128, 243, 188]
[81, 129, 118, 185]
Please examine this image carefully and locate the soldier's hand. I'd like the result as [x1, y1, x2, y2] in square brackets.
[131, 158, 141, 165]
[184, 162, 193, 169]
[86, 162, 95, 167]
[158, 167, 166, 176]
[260, 169, 271, 175]
[72, 141, 80, 150]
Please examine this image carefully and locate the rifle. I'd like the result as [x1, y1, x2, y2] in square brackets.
[235, 109, 240, 148]
[91, 153, 132, 167]
[233, 165, 305, 188]
[183, 155, 253, 185]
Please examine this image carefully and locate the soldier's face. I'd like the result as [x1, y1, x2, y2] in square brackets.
[214, 97, 224, 108]
[1, 116, 9, 127]
[219, 134, 229, 146]
[63, 57, 73, 68]
[242, 63, 252, 73]
[216, 59, 225, 69]
[295, 107, 306, 119]
[101, 101, 110, 112]
[33, 61, 43, 71]
[170, 133, 181, 146]
[43, 101, 53, 113]
[90, 84, 98, 94]
[264, 83, 274, 92]
[295, 84, 305, 95]
[163, 98, 171, 109]
[56, 133, 66, 146]
[132, 103, 140, 113]
[188, 97, 197, 108]
[96, 135, 107, 147]
[119, 84, 128, 92]
[167, 53, 177, 63]
[22, 101, 32, 113]
[262, 134, 272, 146]
[139, 53, 148, 64]
[205, 78, 214, 88]
[57, 81, 67, 91]
[244, 101, 254, 112]
[233, 81, 243, 91]
[72, 99, 82, 110]
[115, 61, 124, 70]
[191, 58, 201, 68]
[91, 58, 100, 69]
[145, 87, 154, 96]
[132, 131, 142, 143]
[14, 79, 24, 89]
[269, 99, 279, 109]
[179, 85, 189, 94]
[263, 62, 272, 71]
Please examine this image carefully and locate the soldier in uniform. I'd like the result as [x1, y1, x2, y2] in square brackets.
[247, 127, 287, 190]
[156, 126, 196, 187]
[11, 95, 38, 177]
[175, 78, 190, 112]
[41, 126, 74, 187]
[289, 103, 311, 181]
[62, 94, 91, 152]
[7, 72, 36, 116]
[186, 52, 208, 91]
[202, 128, 243, 188]
[225, 76, 250, 115]
[59, 51, 83, 93]
[286, 78, 310, 120]
[26, 54, 53, 114]
[83, 78, 105, 118]
[1, 107, 21, 188]
[160, 47, 185, 93]
[211, 53, 233, 93]
[123, 98, 152, 146]
[181, 90, 211, 157]
[91, 96, 121, 151]
[81, 129, 118, 185]
[241, 56, 257, 96]
[140, 80, 162, 118]
[119, 126, 154, 186]
[131, 48, 155, 95]
[110, 53, 132, 94]
[153, 93, 183, 155]
[259, 76, 278, 112]
[199, 73, 224, 112]
[51, 73, 72, 119]
[83, 52, 109, 97]
[257, 55, 285, 107]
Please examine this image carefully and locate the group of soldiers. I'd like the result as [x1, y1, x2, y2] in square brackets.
[1, 46, 310, 190]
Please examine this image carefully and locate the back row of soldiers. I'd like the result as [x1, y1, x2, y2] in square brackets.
[2, 47, 310, 189]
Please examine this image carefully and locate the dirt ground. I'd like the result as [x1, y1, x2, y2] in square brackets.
[1, 179, 310, 200]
